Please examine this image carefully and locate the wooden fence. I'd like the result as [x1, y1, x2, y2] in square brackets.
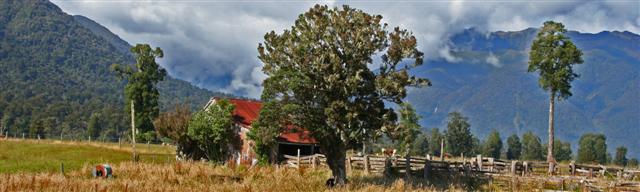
[283, 152, 640, 180]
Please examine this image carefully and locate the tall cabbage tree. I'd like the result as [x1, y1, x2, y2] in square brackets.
[528, 21, 583, 173]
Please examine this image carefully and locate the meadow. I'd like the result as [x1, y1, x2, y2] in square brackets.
[0, 139, 174, 173]
[1, 139, 637, 191]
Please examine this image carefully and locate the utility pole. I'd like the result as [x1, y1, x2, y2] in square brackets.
[131, 101, 137, 162]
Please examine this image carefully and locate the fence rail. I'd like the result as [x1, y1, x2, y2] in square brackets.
[0, 131, 166, 144]
[283, 152, 640, 181]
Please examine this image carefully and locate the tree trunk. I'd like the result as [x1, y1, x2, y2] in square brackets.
[322, 140, 347, 186]
[547, 91, 556, 174]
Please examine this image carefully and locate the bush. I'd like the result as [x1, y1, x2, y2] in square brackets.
[187, 99, 240, 162]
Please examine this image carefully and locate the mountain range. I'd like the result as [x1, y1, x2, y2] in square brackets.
[1, 0, 637, 158]
[407, 28, 639, 158]
[0, 0, 225, 139]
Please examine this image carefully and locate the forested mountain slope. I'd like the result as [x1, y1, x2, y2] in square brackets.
[408, 28, 640, 158]
[0, 0, 225, 139]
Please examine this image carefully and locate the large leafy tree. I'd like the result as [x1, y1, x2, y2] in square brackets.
[521, 131, 544, 161]
[527, 21, 583, 172]
[576, 133, 607, 164]
[428, 128, 444, 156]
[482, 129, 502, 158]
[187, 99, 240, 162]
[551, 139, 572, 162]
[389, 103, 422, 156]
[87, 112, 102, 139]
[410, 132, 429, 156]
[153, 103, 205, 160]
[445, 112, 473, 156]
[251, 4, 429, 185]
[506, 134, 522, 160]
[112, 44, 167, 141]
[613, 146, 628, 167]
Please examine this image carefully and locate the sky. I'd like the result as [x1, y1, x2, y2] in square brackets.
[51, 0, 640, 98]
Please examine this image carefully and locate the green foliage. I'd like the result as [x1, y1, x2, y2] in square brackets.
[410, 132, 429, 156]
[552, 140, 572, 162]
[628, 158, 639, 168]
[251, 4, 429, 184]
[87, 112, 102, 138]
[153, 103, 205, 160]
[528, 21, 584, 100]
[521, 131, 544, 161]
[576, 133, 607, 164]
[614, 146, 628, 167]
[445, 112, 473, 156]
[112, 44, 167, 141]
[28, 119, 46, 138]
[0, 1, 217, 141]
[482, 129, 502, 158]
[187, 99, 239, 162]
[389, 103, 421, 155]
[528, 21, 584, 164]
[506, 134, 522, 160]
[428, 128, 444, 156]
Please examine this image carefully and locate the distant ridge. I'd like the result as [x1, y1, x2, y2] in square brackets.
[408, 27, 640, 158]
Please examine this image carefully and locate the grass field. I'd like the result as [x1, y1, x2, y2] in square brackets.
[1, 139, 637, 191]
[0, 139, 175, 173]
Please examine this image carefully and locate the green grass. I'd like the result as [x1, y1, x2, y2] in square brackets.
[0, 139, 175, 173]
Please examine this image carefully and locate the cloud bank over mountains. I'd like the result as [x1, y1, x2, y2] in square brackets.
[52, 0, 639, 98]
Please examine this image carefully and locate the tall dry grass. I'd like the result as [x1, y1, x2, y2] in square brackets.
[0, 161, 462, 192]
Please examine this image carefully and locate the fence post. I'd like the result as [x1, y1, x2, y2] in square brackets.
[312, 155, 317, 169]
[346, 155, 352, 172]
[89, 136, 91, 142]
[423, 158, 430, 179]
[440, 139, 444, 161]
[405, 155, 411, 178]
[477, 155, 482, 171]
[22, 133, 25, 140]
[617, 170, 622, 179]
[570, 161, 576, 176]
[488, 158, 494, 172]
[296, 149, 301, 170]
[511, 161, 517, 176]
[364, 155, 370, 174]
[37, 134, 40, 142]
[60, 162, 64, 175]
[118, 137, 122, 148]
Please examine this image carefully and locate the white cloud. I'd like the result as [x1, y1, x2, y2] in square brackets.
[485, 52, 502, 68]
[439, 46, 461, 63]
[51, 0, 640, 98]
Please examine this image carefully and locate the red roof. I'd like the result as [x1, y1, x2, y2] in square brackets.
[222, 98, 317, 144]
[227, 98, 262, 127]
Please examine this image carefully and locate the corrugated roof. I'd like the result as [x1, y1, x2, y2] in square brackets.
[223, 98, 317, 144]
[227, 98, 262, 127]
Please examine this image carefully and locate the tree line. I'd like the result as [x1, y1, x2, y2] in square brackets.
[388, 109, 638, 168]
